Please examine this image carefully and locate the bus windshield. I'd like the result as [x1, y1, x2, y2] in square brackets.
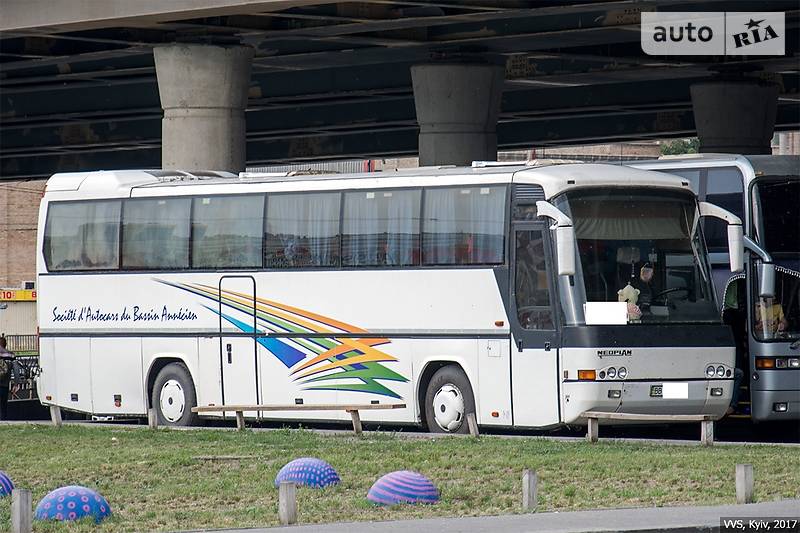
[554, 189, 719, 325]
[752, 178, 800, 256]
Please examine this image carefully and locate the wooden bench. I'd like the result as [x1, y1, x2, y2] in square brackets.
[191, 403, 406, 434]
[581, 411, 719, 446]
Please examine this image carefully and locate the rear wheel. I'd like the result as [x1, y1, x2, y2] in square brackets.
[151, 362, 199, 427]
[424, 365, 476, 434]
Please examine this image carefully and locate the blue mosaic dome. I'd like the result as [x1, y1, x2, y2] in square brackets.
[0, 471, 13, 497]
[367, 470, 439, 506]
[274, 457, 340, 489]
[35, 485, 112, 523]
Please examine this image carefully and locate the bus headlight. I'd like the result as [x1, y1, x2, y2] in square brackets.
[706, 365, 716, 377]
[789, 358, 800, 368]
[607, 367, 616, 379]
[617, 367, 627, 379]
[716, 365, 725, 377]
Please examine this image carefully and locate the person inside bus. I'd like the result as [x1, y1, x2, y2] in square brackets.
[0, 335, 15, 421]
[754, 295, 788, 338]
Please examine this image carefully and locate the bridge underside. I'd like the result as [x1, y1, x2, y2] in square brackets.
[1, 0, 798, 179]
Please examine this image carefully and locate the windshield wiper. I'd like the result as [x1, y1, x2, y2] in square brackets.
[791, 338, 800, 350]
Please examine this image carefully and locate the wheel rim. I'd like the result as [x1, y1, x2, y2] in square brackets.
[159, 379, 185, 423]
[432, 383, 465, 432]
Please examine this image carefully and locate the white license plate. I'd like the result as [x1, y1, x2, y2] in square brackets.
[662, 382, 689, 399]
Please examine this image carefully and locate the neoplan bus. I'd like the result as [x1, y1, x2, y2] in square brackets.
[36, 162, 744, 432]
[632, 154, 800, 422]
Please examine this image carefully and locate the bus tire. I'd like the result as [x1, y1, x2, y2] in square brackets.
[423, 365, 476, 434]
[151, 362, 199, 427]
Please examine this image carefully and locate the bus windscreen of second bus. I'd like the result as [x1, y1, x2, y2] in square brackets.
[751, 178, 800, 342]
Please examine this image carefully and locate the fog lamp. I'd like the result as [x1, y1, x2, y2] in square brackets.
[608, 390, 622, 399]
[710, 388, 723, 397]
[773, 402, 788, 413]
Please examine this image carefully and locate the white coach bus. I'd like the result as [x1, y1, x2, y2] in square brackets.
[36, 162, 744, 432]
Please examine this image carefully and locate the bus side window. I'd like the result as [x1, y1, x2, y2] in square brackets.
[44, 201, 121, 271]
[191, 195, 264, 269]
[514, 229, 553, 330]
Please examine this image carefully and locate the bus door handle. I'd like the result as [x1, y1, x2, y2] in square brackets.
[544, 342, 551, 351]
[517, 340, 523, 352]
[226, 343, 232, 364]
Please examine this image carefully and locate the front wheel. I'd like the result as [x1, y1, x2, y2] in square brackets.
[151, 362, 200, 427]
[423, 365, 476, 434]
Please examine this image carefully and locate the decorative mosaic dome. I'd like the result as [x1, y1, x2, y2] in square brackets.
[274, 457, 340, 489]
[34, 485, 112, 523]
[367, 470, 439, 505]
[0, 471, 13, 497]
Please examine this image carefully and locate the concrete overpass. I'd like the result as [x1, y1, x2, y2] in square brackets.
[1, 0, 798, 178]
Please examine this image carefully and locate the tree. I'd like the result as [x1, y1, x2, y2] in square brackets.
[660, 138, 700, 155]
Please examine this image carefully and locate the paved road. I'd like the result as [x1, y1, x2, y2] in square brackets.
[187, 499, 800, 533]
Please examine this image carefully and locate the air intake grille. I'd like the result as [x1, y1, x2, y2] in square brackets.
[513, 184, 545, 204]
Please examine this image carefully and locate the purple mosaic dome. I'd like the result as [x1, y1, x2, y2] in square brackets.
[0, 471, 13, 497]
[34, 485, 112, 523]
[274, 457, 340, 489]
[367, 470, 439, 505]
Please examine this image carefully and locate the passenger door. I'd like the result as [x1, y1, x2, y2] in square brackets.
[218, 276, 260, 414]
[510, 225, 561, 427]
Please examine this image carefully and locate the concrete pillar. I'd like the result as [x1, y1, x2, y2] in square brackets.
[411, 63, 504, 166]
[690, 80, 779, 155]
[154, 44, 253, 172]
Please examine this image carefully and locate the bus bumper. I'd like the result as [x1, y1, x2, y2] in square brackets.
[562, 380, 732, 424]
[750, 390, 800, 421]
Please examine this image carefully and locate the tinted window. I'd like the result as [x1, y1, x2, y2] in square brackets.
[192, 195, 264, 268]
[514, 229, 553, 329]
[422, 186, 505, 265]
[342, 189, 421, 267]
[44, 201, 120, 271]
[122, 198, 191, 269]
[754, 179, 800, 255]
[264, 193, 340, 268]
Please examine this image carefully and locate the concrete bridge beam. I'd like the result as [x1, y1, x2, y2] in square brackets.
[690, 80, 779, 155]
[411, 63, 505, 166]
[154, 44, 253, 172]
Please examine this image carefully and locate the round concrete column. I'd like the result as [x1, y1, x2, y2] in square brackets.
[411, 63, 505, 166]
[154, 44, 253, 172]
[690, 80, 778, 155]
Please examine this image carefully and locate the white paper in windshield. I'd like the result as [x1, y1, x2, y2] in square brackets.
[584, 302, 628, 325]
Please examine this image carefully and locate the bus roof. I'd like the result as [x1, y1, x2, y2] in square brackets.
[44, 162, 692, 201]
[631, 153, 800, 181]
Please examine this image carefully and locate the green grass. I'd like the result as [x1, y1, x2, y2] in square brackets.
[0, 425, 798, 532]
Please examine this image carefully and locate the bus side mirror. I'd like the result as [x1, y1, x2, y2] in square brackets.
[758, 262, 776, 299]
[699, 201, 743, 273]
[535, 201, 576, 276]
[727, 224, 744, 273]
[555, 226, 576, 277]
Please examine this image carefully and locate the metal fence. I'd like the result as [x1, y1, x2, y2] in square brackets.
[6, 334, 38, 355]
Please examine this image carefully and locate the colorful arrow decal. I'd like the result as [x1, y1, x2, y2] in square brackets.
[158, 279, 408, 399]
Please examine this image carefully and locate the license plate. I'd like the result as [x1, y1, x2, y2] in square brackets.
[650, 385, 663, 397]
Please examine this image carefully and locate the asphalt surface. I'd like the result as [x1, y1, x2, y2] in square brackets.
[184, 499, 800, 533]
